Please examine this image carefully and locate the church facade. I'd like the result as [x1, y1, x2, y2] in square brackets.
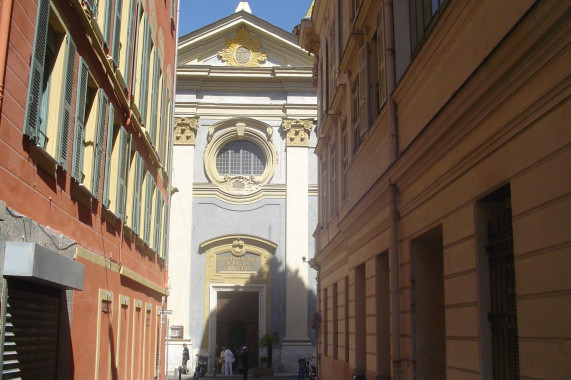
[167, 5, 318, 374]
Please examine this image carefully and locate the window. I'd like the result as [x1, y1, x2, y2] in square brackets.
[377, 7, 387, 109]
[320, 160, 327, 225]
[341, 120, 348, 200]
[102, 105, 131, 221]
[351, 78, 360, 153]
[330, 143, 337, 216]
[203, 122, 276, 198]
[409, 0, 447, 53]
[358, 43, 369, 135]
[24, 0, 71, 161]
[216, 140, 265, 176]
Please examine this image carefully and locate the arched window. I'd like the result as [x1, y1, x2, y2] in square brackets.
[216, 140, 265, 176]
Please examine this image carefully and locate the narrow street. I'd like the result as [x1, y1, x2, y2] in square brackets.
[167, 373, 298, 380]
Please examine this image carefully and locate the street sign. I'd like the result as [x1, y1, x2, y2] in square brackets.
[158, 309, 173, 315]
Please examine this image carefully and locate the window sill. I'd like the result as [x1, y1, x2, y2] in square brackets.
[29, 144, 59, 178]
[71, 181, 93, 210]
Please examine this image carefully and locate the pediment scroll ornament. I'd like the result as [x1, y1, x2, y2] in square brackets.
[282, 119, 314, 147]
[218, 26, 267, 67]
[174, 117, 199, 145]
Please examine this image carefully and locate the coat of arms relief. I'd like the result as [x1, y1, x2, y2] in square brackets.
[218, 26, 267, 67]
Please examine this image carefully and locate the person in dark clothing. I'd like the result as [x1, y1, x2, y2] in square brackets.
[182, 343, 190, 373]
[240, 346, 249, 380]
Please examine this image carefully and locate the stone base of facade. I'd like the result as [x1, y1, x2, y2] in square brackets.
[279, 340, 315, 373]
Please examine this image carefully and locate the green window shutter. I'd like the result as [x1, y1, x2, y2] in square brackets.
[85, 0, 97, 16]
[123, 0, 136, 89]
[139, 17, 151, 124]
[131, 152, 143, 234]
[92, 90, 108, 198]
[152, 193, 162, 251]
[158, 79, 167, 162]
[24, 0, 50, 142]
[103, 103, 115, 208]
[116, 126, 130, 220]
[103, 0, 113, 49]
[112, 0, 123, 67]
[161, 204, 169, 258]
[143, 175, 153, 244]
[149, 49, 160, 143]
[131, 3, 142, 96]
[72, 58, 89, 183]
[57, 34, 77, 169]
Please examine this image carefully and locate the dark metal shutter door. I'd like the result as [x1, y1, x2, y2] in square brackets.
[2, 279, 61, 380]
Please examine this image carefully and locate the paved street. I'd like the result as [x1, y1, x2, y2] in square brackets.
[167, 372, 298, 380]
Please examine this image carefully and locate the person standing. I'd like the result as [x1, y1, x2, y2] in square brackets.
[297, 356, 306, 380]
[224, 347, 234, 375]
[240, 347, 249, 380]
[182, 344, 190, 373]
[220, 346, 226, 375]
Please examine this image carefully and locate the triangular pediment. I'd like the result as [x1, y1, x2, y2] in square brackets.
[177, 11, 313, 68]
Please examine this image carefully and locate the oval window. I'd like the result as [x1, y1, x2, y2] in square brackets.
[216, 140, 265, 176]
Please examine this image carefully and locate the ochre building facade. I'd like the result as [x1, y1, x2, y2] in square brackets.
[301, 0, 570, 379]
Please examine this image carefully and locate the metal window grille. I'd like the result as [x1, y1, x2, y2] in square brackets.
[486, 205, 520, 380]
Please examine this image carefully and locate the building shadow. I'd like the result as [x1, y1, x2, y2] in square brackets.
[181, 254, 317, 375]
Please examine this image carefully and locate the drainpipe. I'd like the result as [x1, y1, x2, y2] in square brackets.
[0, 0, 14, 110]
[385, 1, 401, 379]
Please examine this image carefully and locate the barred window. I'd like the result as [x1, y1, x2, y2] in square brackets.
[216, 140, 265, 176]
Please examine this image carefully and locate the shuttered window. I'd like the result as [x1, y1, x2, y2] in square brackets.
[116, 127, 130, 220]
[103, 104, 115, 208]
[131, 152, 144, 234]
[85, 0, 97, 16]
[103, 0, 114, 51]
[149, 49, 160, 143]
[92, 90, 109, 197]
[138, 15, 151, 125]
[24, 0, 51, 144]
[161, 205, 169, 258]
[112, 0, 123, 67]
[143, 174, 154, 244]
[71, 58, 89, 182]
[358, 43, 369, 136]
[57, 35, 77, 169]
[123, 0, 136, 89]
[152, 192, 163, 252]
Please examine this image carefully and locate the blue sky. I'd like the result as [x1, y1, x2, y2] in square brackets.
[177, 0, 313, 37]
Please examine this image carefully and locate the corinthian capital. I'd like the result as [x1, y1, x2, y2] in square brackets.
[282, 119, 313, 147]
[174, 117, 199, 145]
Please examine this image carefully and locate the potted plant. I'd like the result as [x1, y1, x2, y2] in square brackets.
[252, 333, 279, 377]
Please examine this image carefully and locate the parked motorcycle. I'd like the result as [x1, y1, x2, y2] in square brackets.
[195, 353, 208, 377]
[304, 356, 317, 380]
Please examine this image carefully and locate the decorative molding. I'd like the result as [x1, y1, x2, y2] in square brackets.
[174, 117, 199, 145]
[283, 119, 313, 147]
[218, 26, 267, 67]
[219, 174, 262, 195]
